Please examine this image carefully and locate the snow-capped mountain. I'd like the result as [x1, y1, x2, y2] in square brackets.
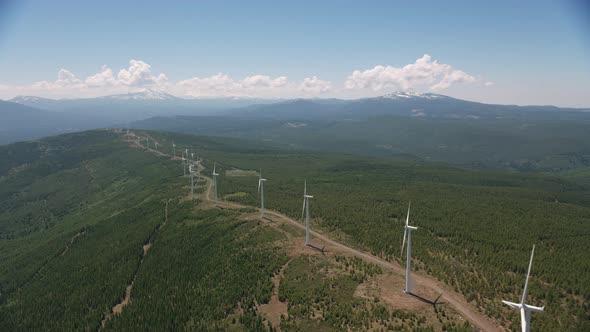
[10, 95, 56, 104]
[379, 90, 448, 100]
[98, 88, 180, 101]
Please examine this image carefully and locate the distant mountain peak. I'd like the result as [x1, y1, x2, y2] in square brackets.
[380, 90, 448, 100]
[100, 88, 180, 101]
[9, 95, 51, 103]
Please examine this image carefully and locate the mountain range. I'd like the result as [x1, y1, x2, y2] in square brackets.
[2, 89, 590, 171]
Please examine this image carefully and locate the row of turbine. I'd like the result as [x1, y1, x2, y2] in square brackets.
[142, 135, 544, 332]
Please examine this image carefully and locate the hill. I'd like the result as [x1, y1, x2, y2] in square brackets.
[138, 129, 590, 331]
[133, 111, 590, 172]
[0, 130, 471, 331]
[0, 100, 107, 144]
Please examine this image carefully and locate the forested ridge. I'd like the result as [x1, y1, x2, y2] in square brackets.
[147, 130, 590, 331]
[1, 129, 589, 331]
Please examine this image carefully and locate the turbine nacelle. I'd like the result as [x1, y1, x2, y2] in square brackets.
[501, 245, 543, 332]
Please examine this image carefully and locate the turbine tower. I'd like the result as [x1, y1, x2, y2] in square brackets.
[502, 245, 544, 332]
[301, 180, 313, 246]
[172, 142, 176, 158]
[184, 149, 189, 177]
[182, 150, 186, 176]
[196, 156, 201, 184]
[188, 152, 194, 185]
[258, 170, 267, 218]
[213, 162, 220, 207]
[400, 202, 418, 293]
[189, 164, 195, 199]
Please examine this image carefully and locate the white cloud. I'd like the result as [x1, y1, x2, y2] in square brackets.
[299, 76, 332, 94]
[0, 55, 483, 100]
[484, 81, 494, 87]
[85, 65, 116, 87]
[345, 54, 476, 92]
[117, 59, 167, 86]
[241, 75, 288, 88]
[175, 73, 311, 98]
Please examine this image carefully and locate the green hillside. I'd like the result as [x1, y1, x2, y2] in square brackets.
[0, 130, 465, 331]
[144, 129, 590, 331]
[1, 129, 589, 331]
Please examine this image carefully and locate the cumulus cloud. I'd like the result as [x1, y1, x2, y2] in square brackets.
[85, 65, 116, 87]
[117, 59, 167, 86]
[175, 73, 319, 98]
[299, 76, 332, 94]
[241, 75, 288, 88]
[0, 55, 484, 100]
[345, 54, 476, 92]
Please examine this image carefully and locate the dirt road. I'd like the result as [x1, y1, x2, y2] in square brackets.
[128, 131, 501, 332]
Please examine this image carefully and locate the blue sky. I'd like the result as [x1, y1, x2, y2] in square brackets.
[0, 0, 589, 106]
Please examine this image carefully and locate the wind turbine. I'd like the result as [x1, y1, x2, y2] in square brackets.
[502, 245, 544, 332]
[154, 141, 159, 151]
[400, 201, 418, 293]
[213, 162, 220, 207]
[189, 164, 195, 199]
[258, 169, 267, 218]
[302, 180, 313, 246]
[196, 156, 201, 184]
[188, 152, 194, 185]
[182, 150, 186, 176]
[172, 142, 176, 158]
[184, 149, 189, 177]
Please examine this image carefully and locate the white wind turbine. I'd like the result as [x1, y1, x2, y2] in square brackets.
[400, 201, 418, 293]
[154, 141, 159, 151]
[188, 152, 195, 185]
[189, 164, 195, 199]
[196, 156, 201, 184]
[182, 149, 186, 176]
[172, 142, 176, 158]
[301, 180, 313, 246]
[213, 162, 220, 207]
[502, 245, 544, 332]
[258, 169, 267, 218]
[184, 149, 189, 177]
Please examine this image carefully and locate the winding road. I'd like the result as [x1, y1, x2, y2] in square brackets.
[129, 132, 501, 332]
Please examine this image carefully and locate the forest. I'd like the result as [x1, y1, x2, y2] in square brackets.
[148, 129, 590, 331]
[1, 129, 589, 331]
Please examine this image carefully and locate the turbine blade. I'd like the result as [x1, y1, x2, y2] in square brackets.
[258, 179, 261, 193]
[522, 244, 536, 305]
[502, 300, 522, 310]
[304, 179, 307, 196]
[401, 228, 407, 257]
[527, 304, 544, 313]
[406, 201, 411, 226]
[302, 198, 306, 220]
